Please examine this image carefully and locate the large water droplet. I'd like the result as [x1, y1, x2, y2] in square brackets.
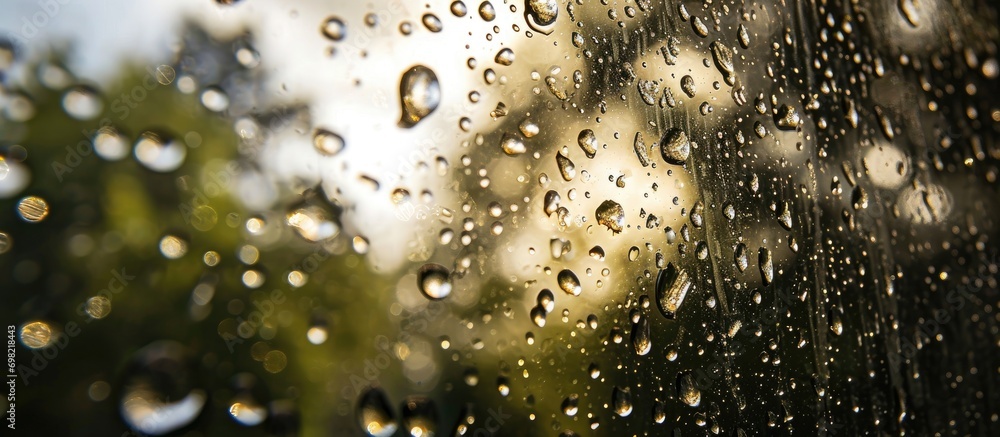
[633, 132, 651, 167]
[399, 65, 440, 128]
[120, 341, 207, 436]
[612, 386, 633, 417]
[400, 396, 438, 437]
[134, 131, 187, 172]
[357, 387, 397, 437]
[418, 263, 453, 300]
[659, 128, 690, 165]
[596, 200, 625, 233]
[555, 152, 576, 181]
[577, 129, 598, 158]
[759, 248, 774, 285]
[525, 0, 558, 34]
[677, 372, 701, 407]
[654, 263, 691, 319]
[557, 269, 581, 296]
[631, 315, 651, 355]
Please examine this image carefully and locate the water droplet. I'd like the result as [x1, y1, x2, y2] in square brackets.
[16, 196, 49, 222]
[200, 86, 229, 112]
[734, 243, 748, 272]
[525, 0, 558, 34]
[401, 397, 438, 437]
[577, 129, 598, 158]
[612, 386, 633, 417]
[500, 132, 526, 155]
[659, 128, 690, 165]
[357, 387, 397, 437]
[633, 132, 651, 167]
[653, 401, 666, 424]
[134, 131, 187, 172]
[852, 186, 869, 210]
[120, 342, 207, 435]
[774, 104, 801, 130]
[678, 372, 701, 407]
[737, 24, 750, 48]
[62, 85, 103, 120]
[655, 263, 691, 319]
[596, 200, 625, 233]
[422, 13, 443, 32]
[0, 232, 10, 254]
[451, 1, 468, 17]
[543, 190, 561, 216]
[495, 48, 515, 66]
[555, 152, 576, 181]
[561, 394, 579, 416]
[637, 79, 660, 106]
[418, 263, 452, 300]
[321, 17, 346, 40]
[691, 16, 709, 37]
[537, 288, 555, 312]
[557, 269, 581, 296]
[680, 75, 696, 98]
[93, 126, 130, 161]
[759, 248, 774, 285]
[159, 235, 188, 259]
[478, 1, 496, 21]
[690, 201, 704, 228]
[777, 202, 793, 230]
[898, 0, 921, 27]
[631, 316, 651, 355]
[85, 296, 112, 319]
[313, 129, 345, 156]
[709, 41, 734, 85]
[399, 65, 440, 128]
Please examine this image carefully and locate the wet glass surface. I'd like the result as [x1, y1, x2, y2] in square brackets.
[0, 0, 999, 435]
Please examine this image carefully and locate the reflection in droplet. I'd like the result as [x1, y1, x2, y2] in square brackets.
[0, 232, 10, 254]
[399, 65, 441, 128]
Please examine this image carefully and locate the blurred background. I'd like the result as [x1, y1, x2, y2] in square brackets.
[0, 0, 998, 435]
